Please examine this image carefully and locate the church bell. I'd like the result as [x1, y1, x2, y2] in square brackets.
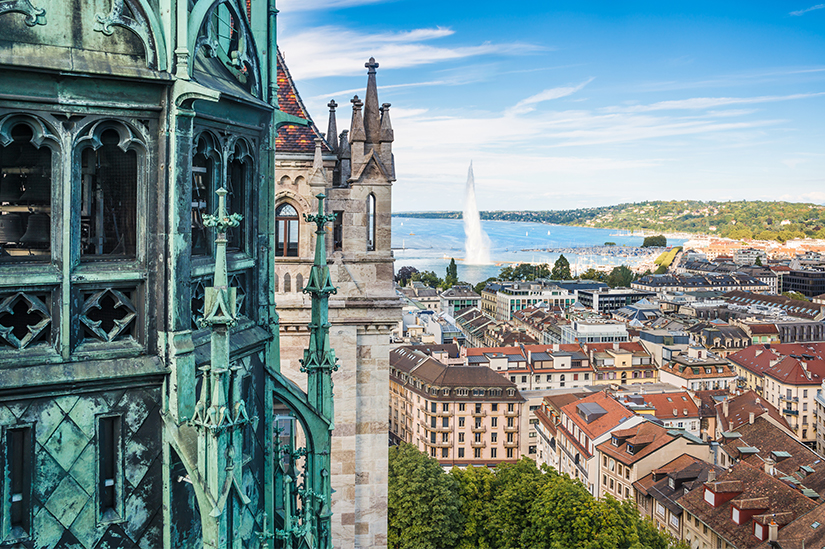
[20, 213, 50, 244]
[0, 214, 24, 243]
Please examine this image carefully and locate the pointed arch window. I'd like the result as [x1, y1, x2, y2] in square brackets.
[0, 121, 53, 263]
[192, 135, 218, 257]
[226, 140, 251, 252]
[275, 203, 298, 257]
[80, 127, 138, 259]
[367, 193, 376, 251]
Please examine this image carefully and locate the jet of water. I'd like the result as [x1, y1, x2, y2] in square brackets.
[463, 162, 491, 265]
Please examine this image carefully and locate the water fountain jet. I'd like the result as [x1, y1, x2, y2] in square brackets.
[463, 162, 491, 264]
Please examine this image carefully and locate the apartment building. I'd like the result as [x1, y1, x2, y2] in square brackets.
[596, 421, 709, 502]
[633, 455, 721, 541]
[728, 343, 825, 446]
[678, 461, 817, 549]
[553, 392, 644, 496]
[577, 287, 656, 314]
[494, 282, 574, 320]
[584, 342, 657, 385]
[657, 347, 736, 391]
[560, 318, 629, 344]
[465, 344, 594, 392]
[389, 347, 525, 467]
[440, 285, 481, 317]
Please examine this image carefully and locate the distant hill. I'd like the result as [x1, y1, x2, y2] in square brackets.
[394, 200, 825, 242]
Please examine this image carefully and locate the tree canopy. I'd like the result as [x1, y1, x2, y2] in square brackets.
[551, 255, 572, 280]
[388, 443, 464, 549]
[445, 258, 459, 289]
[642, 235, 667, 247]
[498, 263, 550, 282]
[389, 445, 680, 549]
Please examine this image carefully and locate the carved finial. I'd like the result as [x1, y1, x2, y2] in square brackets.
[349, 96, 365, 143]
[328, 99, 338, 111]
[365, 57, 379, 74]
[380, 103, 394, 143]
[351, 95, 362, 110]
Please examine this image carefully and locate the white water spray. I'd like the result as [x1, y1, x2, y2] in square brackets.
[463, 162, 491, 264]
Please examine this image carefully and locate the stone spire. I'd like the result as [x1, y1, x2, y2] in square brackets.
[363, 57, 381, 147]
[326, 99, 338, 153]
[349, 95, 365, 168]
[379, 102, 394, 143]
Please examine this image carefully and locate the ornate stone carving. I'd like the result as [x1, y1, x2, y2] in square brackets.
[0, 0, 46, 27]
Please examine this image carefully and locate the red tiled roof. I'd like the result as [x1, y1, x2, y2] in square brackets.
[749, 324, 779, 335]
[597, 421, 675, 465]
[276, 49, 332, 154]
[560, 392, 634, 441]
[643, 392, 701, 419]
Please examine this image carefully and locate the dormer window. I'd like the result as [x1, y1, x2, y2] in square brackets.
[668, 477, 675, 490]
[612, 436, 620, 446]
[626, 444, 635, 455]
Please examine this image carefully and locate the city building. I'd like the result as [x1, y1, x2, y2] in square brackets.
[454, 306, 494, 347]
[657, 347, 736, 391]
[632, 273, 771, 295]
[493, 282, 574, 320]
[633, 454, 721, 541]
[440, 285, 481, 317]
[577, 287, 656, 314]
[678, 461, 818, 549]
[728, 343, 825, 445]
[583, 342, 657, 385]
[554, 392, 644, 496]
[714, 390, 793, 444]
[534, 391, 592, 469]
[782, 269, 825, 298]
[733, 248, 769, 266]
[559, 318, 629, 344]
[596, 421, 709, 502]
[389, 346, 525, 467]
[642, 391, 702, 436]
[684, 321, 749, 357]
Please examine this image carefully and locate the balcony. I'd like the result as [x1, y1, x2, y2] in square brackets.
[436, 409, 453, 417]
[781, 396, 800, 403]
[504, 425, 519, 433]
[783, 409, 799, 416]
[432, 440, 452, 448]
[471, 440, 486, 448]
[504, 409, 519, 417]
[504, 440, 519, 448]
[471, 409, 487, 417]
[471, 425, 487, 433]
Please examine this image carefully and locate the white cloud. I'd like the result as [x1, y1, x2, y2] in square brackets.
[279, 26, 541, 80]
[506, 78, 595, 115]
[782, 158, 808, 169]
[790, 4, 825, 16]
[605, 92, 825, 113]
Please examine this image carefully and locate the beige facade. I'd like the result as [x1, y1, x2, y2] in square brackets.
[389, 347, 525, 467]
[274, 57, 401, 548]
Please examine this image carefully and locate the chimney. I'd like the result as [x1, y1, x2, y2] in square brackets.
[768, 520, 778, 544]
[613, 342, 620, 351]
[553, 343, 560, 352]
[723, 399, 729, 418]
[749, 411, 755, 424]
[764, 457, 776, 476]
[708, 469, 716, 482]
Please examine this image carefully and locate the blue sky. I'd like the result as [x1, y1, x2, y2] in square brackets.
[276, 1, 825, 212]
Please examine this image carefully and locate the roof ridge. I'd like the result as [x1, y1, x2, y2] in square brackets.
[276, 48, 333, 153]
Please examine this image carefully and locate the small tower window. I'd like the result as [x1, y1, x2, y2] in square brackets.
[6, 426, 32, 540]
[275, 203, 299, 257]
[333, 210, 343, 251]
[367, 193, 376, 251]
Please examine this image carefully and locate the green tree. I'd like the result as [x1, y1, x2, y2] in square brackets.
[642, 235, 667, 247]
[388, 443, 464, 548]
[551, 255, 572, 280]
[411, 270, 444, 290]
[445, 258, 459, 288]
[607, 265, 634, 288]
[783, 291, 809, 302]
[474, 277, 496, 295]
[580, 268, 607, 282]
[754, 256, 762, 266]
[654, 264, 668, 274]
[395, 265, 419, 286]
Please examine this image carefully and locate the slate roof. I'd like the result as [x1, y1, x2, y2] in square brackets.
[723, 290, 823, 320]
[677, 461, 817, 549]
[694, 389, 730, 418]
[276, 49, 332, 154]
[634, 454, 722, 515]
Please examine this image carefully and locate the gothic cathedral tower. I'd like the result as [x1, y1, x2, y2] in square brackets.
[273, 53, 400, 548]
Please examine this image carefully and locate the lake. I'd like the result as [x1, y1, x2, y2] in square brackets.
[392, 217, 687, 284]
